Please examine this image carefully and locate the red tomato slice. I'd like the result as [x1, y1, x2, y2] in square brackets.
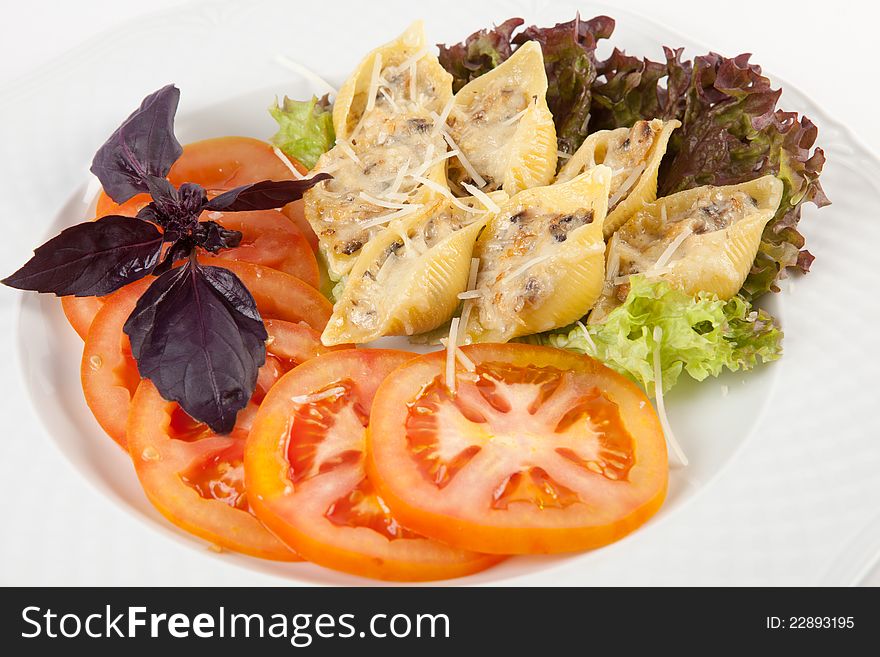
[81, 278, 152, 446]
[63, 295, 108, 340]
[366, 343, 668, 555]
[204, 210, 319, 288]
[82, 262, 335, 447]
[245, 349, 502, 581]
[65, 213, 322, 339]
[282, 200, 319, 253]
[167, 136, 303, 191]
[94, 192, 151, 219]
[127, 378, 296, 560]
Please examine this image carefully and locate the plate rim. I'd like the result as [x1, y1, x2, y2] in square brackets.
[5, 0, 877, 586]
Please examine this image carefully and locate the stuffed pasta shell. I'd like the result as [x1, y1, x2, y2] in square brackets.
[591, 175, 784, 323]
[322, 193, 506, 346]
[305, 21, 458, 280]
[465, 167, 612, 343]
[333, 21, 454, 140]
[443, 41, 557, 195]
[557, 119, 680, 238]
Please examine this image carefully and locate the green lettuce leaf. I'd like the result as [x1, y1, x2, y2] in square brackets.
[538, 277, 783, 394]
[269, 95, 334, 170]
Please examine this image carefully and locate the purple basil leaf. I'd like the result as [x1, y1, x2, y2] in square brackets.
[90, 85, 183, 204]
[142, 175, 180, 213]
[204, 175, 331, 211]
[152, 239, 193, 276]
[123, 260, 267, 434]
[195, 221, 243, 253]
[137, 179, 208, 231]
[2, 216, 163, 297]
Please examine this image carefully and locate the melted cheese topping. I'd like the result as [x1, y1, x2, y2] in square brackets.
[446, 84, 532, 191]
[307, 49, 455, 274]
[307, 107, 446, 264]
[600, 120, 662, 210]
[610, 187, 758, 299]
[474, 204, 597, 335]
[343, 200, 486, 331]
[349, 55, 448, 137]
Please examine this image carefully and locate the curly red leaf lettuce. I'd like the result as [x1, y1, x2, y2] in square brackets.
[592, 50, 829, 299]
[437, 18, 524, 92]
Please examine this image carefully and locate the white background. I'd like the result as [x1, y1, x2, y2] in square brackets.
[0, 0, 874, 586]
[2, 0, 872, 152]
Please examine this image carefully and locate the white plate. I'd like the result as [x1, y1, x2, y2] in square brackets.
[2, 0, 879, 585]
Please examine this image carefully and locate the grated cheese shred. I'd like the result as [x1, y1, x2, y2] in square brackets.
[358, 204, 422, 229]
[446, 317, 461, 392]
[501, 107, 529, 126]
[461, 182, 500, 213]
[366, 53, 383, 113]
[385, 157, 412, 198]
[576, 320, 597, 354]
[358, 191, 409, 209]
[455, 347, 476, 372]
[440, 128, 487, 188]
[652, 326, 689, 466]
[273, 146, 305, 180]
[411, 176, 481, 214]
[651, 226, 693, 271]
[378, 87, 400, 113]
[432, 99, 455, 135]
[394, 46, 429, 73]
[506, 254, 552, 281]
[605, 233, 621, 284]
[608, 163, 646, 209]
[273, 54, 338, 96]
[336, 139, 363, 166]
[457, 290, 482, 300]
[291, 386, 346, 405]
[456, 258, 481, 347]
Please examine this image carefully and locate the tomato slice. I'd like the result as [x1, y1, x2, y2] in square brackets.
[203, 210, 319, 288]
[65, 213, 322, 339]
[127, 378, 296, 560]
[63, 295, 108, 340]
[167, 136, 303, 191]
[94, 192, 151, 219]
[95, 136, 298, 217]
[81, 278, 152, 446]
[245, 349, 502, 581]
[216, 259, 331, 330]
[366, 343, 668, 555]
[82, 261, 335, 447]
[282, 199, 319, 253]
